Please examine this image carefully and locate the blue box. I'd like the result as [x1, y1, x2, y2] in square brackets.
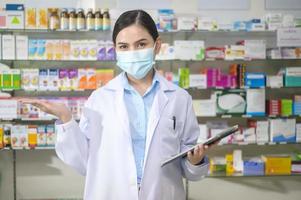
[245, 73, 266, 88]
[293, 102, 301, 115]
[243, 161, 265, 175]
[5, 4, 24, 11]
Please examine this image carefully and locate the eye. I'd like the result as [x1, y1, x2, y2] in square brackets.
[137, 42, 146, 49]
[118, 45, 128, 50]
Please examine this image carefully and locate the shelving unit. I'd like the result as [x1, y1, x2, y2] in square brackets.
[1, 27, 301, 200]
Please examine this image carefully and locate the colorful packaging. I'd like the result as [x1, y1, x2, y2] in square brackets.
[78, 68, 87, 90]
[62, 40, 71, 60]
[97, 40, 106, 60]
[270, 118, 296, 142]
[28, 40, 38, 60]
[95, 69, 114, 88]
[205, 47, 225, 60]
[88, 40, 98, 60]
[45, 40, 54, 60]
[36, 40, 46, 60]
[37, 125, 47, 147]
[21, 69, 39, 91]
[28, 125, 37, 149]
[281, 99, 293, 116]
[105, 41, 116, 60]
[48, 69, 59, 91]
[263, 155, 291, 175]
[86, 68, 97, 90]
[25, 8, 36, 29]
[38, 69, 49, 91]
[36, 8, 48, 29]
[53, 40, 63, 60]
[58, 69, 70, 91]
[178, 68, 190, 89]
[68, 69, 79, 90]
[46, 125, 56, 147]
[70, 40, 81, 60]
[11, 69, 21, 90]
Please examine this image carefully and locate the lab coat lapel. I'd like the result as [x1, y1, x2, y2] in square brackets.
[143, 88, 168, 170]
[115, 89, 131, 140]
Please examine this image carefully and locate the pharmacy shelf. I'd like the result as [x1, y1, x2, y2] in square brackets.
[0, 28, 112, 34]
[207, 173, 301, 178]
[1, 58, 301, 63]
[197, 114, 301, 119]
[1, 147, 55, 150]
[12, 90, 93, 97]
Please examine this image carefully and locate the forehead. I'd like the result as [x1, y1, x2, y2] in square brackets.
[115, 24, 153, 43]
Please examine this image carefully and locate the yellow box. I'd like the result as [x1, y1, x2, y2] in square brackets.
[25, 8, 36, 29]
[226, 154, 234, 175]
[263, 155, 291, 175]
[37, 8, 48, 29]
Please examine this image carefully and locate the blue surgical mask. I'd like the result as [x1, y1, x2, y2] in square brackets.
[116, 47, 155, 79]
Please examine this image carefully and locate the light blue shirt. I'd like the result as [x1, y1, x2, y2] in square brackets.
[122, 71, 159, 185]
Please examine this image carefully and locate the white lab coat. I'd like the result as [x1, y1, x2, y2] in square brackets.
[55, 72, 209, 200]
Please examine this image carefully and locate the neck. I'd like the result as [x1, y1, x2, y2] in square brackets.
[126, 69, 155, 95]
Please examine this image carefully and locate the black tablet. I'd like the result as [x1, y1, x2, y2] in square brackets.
[161, 125, 239, 167]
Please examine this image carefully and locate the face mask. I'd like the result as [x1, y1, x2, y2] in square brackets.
[116, 47, 155, 80]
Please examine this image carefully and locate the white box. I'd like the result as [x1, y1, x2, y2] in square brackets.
[189, 74, 207, 88]
[16, 35, 28, 60]
[193, 99, 216, 117]
[246, 89, 265, 116]
[2, 35, 15, 60]
[0, 99, 18, 119]
[233, 150, 243, 172]
[21, 69, 39, 91]
[155, 43, 175, 60]
[270, 118, 296, 142]
[244, 40, 266, 59]
[0, 34, 2, 60]
[177, 16, 197, 30]
[6, 10, 24, 29]
[48, 69, 59, 91]
[243, 127, 256, 143]
[256, 121, 269, 143]
[70, 40, 80, 60]
[198, 17, 218, 31]
[174, 40, 205, 60]
[266, 75, 283, 88]
[88, 40, 98, 60]
[225, 45, 245, 60]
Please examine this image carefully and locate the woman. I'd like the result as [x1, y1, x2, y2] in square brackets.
[21, 10, 212, 200]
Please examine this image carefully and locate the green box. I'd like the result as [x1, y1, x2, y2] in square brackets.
[285, 76, 301, 87]
[178, 68, 190, 89]
[2, 70, 12, 90]
[281, 99, 293, 116]
[11, 69, 21, 90]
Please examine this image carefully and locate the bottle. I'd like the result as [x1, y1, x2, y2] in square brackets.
[86, 8, 95, 30]
[102, 8, 110, 31]
[69, 8, 77, 31]
[49, 8, 60, 30]
[3, 125, 11, 148]
[94, 8, 103, 31]
[77, 8, 86, 30]
[60, 8, 69, 30]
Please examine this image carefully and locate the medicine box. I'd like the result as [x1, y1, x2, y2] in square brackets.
[263, 155, 291, 175]
[270, 118, 296, 142]
[245, 73, 266, 88]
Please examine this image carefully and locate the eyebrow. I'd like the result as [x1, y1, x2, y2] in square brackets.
[117, 38, 148, 45]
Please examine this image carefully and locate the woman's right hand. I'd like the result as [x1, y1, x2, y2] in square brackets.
[19, 98, 72, 123]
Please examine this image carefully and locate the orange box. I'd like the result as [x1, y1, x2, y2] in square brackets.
[96, 69, 114, 88]
[86, 68, 97, 90]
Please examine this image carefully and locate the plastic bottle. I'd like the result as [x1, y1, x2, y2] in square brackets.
[86, 8, 95, 30]
[94, 8, 103, 31]
[102, 8, 110, 31]
[60, 8, 69, 30]
[69, 8, 77, 31]
[77, 8, 86, 30]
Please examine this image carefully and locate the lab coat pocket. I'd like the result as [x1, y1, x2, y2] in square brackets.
[159, 117, 183, 159]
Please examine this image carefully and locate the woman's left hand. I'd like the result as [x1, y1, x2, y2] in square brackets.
[187, 141, 219, 165]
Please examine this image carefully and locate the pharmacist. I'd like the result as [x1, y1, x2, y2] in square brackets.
[21, 10, 214, 200]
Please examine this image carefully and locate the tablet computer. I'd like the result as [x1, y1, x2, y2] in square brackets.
[161, 125, 239, 167]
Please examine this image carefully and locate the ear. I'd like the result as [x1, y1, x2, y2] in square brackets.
[154, 37, 162, 55]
